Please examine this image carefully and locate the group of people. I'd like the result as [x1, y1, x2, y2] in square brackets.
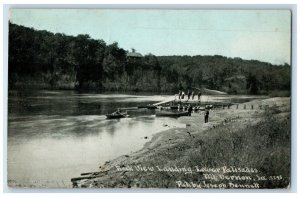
[178, 90, 202, 101]
[175, 88, 210, 123]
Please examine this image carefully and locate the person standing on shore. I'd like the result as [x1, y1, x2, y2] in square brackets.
[204, 109, 209, 123]
[188, 104, 193, 116]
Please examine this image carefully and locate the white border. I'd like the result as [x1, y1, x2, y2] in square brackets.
[1, 1, 299, 196]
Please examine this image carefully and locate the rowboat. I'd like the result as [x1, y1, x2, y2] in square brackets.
[156, 111, 190, 117]
[106, 112, 127, 119]
[146, 105, 157, 109]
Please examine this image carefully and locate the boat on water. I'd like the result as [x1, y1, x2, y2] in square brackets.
[106, 112, 128, 119]
[156, 110, 190, 117]
[137, 104, 157, 109]
[146, 105, 157, 109]
[137, 105, 148, 109]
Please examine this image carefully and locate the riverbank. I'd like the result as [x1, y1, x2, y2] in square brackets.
[72, 97, 290, 189]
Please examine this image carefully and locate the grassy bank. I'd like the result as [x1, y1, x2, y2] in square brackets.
[73, 97, 290, 189]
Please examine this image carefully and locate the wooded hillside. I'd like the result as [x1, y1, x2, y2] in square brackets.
[9, 23, 291, 95]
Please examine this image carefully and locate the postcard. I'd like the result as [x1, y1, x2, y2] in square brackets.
[7, 9, 291, 189]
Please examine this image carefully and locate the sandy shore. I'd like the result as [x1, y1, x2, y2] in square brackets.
[72, 97, 291, 189]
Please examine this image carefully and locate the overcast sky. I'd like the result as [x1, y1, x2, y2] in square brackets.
[10, 9, 291, 65]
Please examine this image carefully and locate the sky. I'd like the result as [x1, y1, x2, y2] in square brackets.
[9, 9, 291, 65]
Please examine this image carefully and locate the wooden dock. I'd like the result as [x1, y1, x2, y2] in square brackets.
[153, 97, 175, 106]
[152, 95, 233, 108]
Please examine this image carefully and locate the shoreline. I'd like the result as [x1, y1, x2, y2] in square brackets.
[72, 97, 291, 189]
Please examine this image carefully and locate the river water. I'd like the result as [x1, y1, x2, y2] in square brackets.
[7, 90, 265, 188]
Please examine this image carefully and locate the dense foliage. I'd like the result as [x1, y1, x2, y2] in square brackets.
[9, 23, 291, 94]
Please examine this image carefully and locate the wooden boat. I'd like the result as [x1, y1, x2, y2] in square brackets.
[106, 112, 127, 119]
[138, 105, 158, 109]
[156, 111, 190, 117]
[137, 105, 148, 109]
[146, 105, 157, 109]
[170, 106, 179, 110]
[170, 106, 188, 110]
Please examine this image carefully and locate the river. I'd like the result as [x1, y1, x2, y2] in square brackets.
[7, 90, 266, 188]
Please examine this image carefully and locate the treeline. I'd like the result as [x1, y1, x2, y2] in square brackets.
[9, 23, 291, 95]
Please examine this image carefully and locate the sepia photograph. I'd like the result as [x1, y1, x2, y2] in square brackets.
[7, 9, 291, 189]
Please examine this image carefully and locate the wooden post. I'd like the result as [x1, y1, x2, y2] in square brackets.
[251, 105, 253, 110]
[236, 104, 239, 109]
[244, 104, 246, 109]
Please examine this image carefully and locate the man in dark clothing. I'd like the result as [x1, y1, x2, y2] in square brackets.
[188, 105, 193, 116]
[188, 91, 192, 100]
[204, 109, 209, 123]
[198, 92, 202, 100]
[178, 90, 182, 99]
